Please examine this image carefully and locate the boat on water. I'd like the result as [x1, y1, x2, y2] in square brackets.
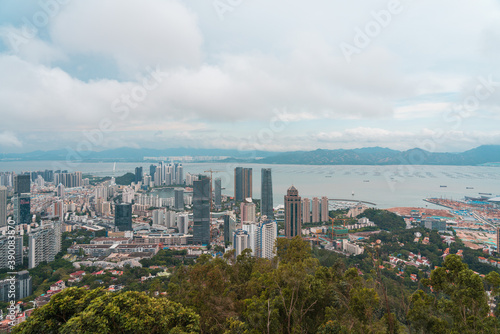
[479, 192, 492, 195]
[325, 176, 332, 178]
[466, 187, 474, 189]
[363, 180, 370, 182]
[440, 185, 447, 188]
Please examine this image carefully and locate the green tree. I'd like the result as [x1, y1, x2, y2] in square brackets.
[13, 288, 199, 334]
[408, 255, 495, 333]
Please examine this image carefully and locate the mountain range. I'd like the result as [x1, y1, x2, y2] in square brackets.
[2, 145, 500, 166]
[259, 145, 500, 165]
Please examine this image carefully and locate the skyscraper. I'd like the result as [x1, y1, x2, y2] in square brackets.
[135, 167, 143, 184]
[176, 164, 183, 185]
[233, 229, 249, 256]
[257, 220, 278, 259]
[214, 178, 222, 207]
[497, 227, 500, 255]
[0, 186, 6, 228]
[150, 165, 157, 181]
[242, 223, 257, 256]
[240, 198, 256, 224]
[321, 196, 329, 222]
[115, 203, 132, 231]
[302, 198, 310, 223]
[193, 178, 210, 245]
[261, 168, 273, 218]
[234, 167, 252, 201]
[29, 222, 61, 269]
[0, 271, 32, 302]
[223, 214, 236, 245]
[177, 213, 189, 234]
[13, 194, 31, 225]
[57, 183, 65, 198]
[174, 189, 184, 210]
[0, 235, 22, 269]
[284, 186, 302, 239]
[14, 174, 31, 194]
[312, 197, 320, 223]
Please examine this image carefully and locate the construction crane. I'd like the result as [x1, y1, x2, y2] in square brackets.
[204, 169, 223, 211]
[329, 216, 350, 240]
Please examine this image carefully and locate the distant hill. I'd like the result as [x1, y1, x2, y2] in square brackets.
[0, 147, 278, 162]
[2, 145, 500, 165]
[115, 172, 136, 185]
[259, 145, 500, 165]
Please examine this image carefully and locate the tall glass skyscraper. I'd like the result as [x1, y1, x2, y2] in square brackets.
[174, 189, 184, 210]
[261, 168, 273, 218]
[234, 167, 252, 201]
[214, 178, 222, 207]
[115, 203, 132, 231]
[193, 178, 210, 245]
[13, 194, 31, 225]
[14, 174, 31, 195]
[135, 167, 143, 184]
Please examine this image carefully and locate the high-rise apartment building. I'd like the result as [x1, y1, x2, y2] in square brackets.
[176, 164, 183, 185]
[312, 197, 320, 223]
[261, 168, 273, 219]
[240, 198, 256, 224]
[0, 186, 6, 227]
[302, 198, 310, 223]
[214, 178, 222, 207]
[223, 214, 236, 245]
[54, 172, 82, 188]
[174, 189, 184, 210]
[321, 196, 329, 222]
[284, 186, 302, 239]
[234, 167, 252, 201]
[242, 223, 257, 256]
[29, 222, 61, 269]
[257, 220, 278, 259]
[0, 235, 23, 269]
[152, 209, 165, 226]
[150, 165, 157, 182]
[177, 213, 189, 234]
[115, 203, 132, 231]
[497, 227, 500, 255]
[233, 229, 249, 256]
[57, 183, 65, 198]
[53, 200, 64, 222]
[0, 271, 32, 302]
[193, 178, 210, 245]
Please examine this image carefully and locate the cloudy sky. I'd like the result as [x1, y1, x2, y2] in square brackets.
[1, 0, 500, 154]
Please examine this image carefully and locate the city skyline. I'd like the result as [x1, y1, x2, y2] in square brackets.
[1, 1, 500, 154]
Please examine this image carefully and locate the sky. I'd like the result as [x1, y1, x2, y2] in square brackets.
[1, 0, 500, 154]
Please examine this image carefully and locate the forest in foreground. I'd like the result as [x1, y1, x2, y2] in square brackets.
[13, 237, 500, 334]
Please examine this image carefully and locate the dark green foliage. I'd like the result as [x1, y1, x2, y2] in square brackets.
[114, 172, 135, 185]
[360, 209, 406, 231]
[13, 236, 500, 334]
[12, 288, 200, 334]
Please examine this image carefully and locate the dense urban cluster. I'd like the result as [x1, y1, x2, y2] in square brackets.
[1, 164, 500, 333]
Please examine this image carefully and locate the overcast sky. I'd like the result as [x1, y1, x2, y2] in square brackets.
[1, 0, 500, 154]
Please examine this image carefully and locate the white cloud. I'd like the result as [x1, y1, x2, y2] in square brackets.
[0, 26, 67, 65]
[1, 0, 500, 153]
[0, 131, 22, 148]
[50, 0, 203, 75]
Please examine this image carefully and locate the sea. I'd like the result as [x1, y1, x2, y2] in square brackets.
[1, 161, 500, 209]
